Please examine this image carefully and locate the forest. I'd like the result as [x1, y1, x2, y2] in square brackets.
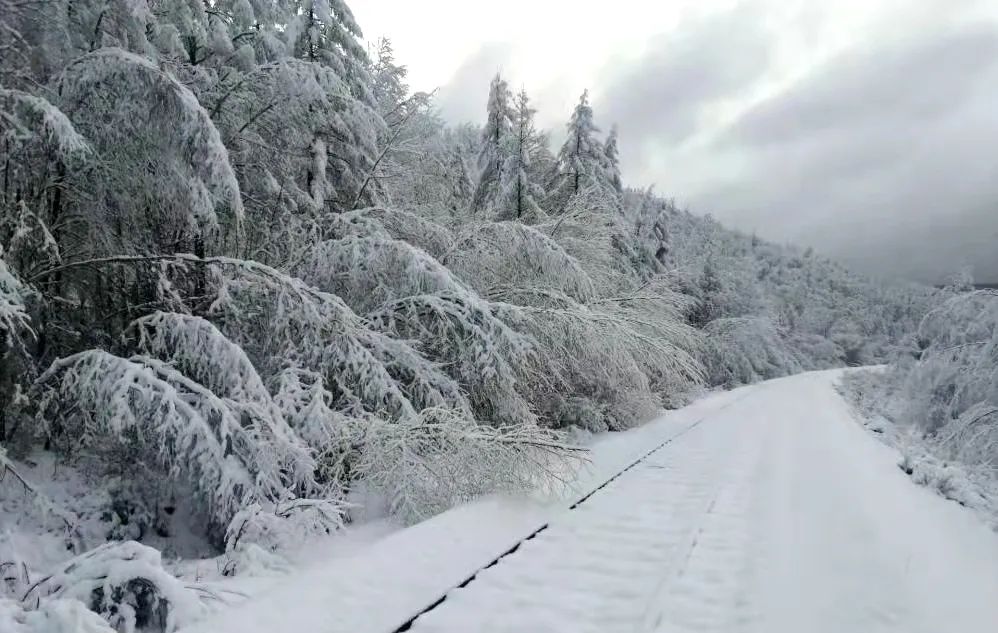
[0, 1, 986, 632]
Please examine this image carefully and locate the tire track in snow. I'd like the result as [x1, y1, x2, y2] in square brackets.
[639, 406, 768, 633]
[393, 388, 767, 633]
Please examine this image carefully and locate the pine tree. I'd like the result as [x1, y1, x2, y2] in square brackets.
[472, 73, 513, 213]
[284, 0, 373, 102]
[603, 124, 622, 194]
[549, 90, 603, 210]
[497, 89, 545, 222]
[371, 37, 410, 126]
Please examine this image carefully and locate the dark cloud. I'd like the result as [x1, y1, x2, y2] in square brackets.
[434, 42, 514, 124]
[597, 5, 774, 149]
[726, 26, 998, 146]
[701, 22, 998, 282]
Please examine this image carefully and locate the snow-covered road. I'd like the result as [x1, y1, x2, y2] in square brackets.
[183, 370, 998, 633]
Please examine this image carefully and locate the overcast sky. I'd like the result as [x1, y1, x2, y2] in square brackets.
[353, 0, 998, 283]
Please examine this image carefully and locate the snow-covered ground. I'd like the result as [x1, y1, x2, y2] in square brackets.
[180, 369, 998, 633]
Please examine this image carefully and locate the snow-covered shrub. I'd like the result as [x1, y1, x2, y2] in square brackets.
[899, 291, 998, 438]
[224, 500, 345, 554]
[839, 291, 998, 520]
[34, 350, 280, 536]
[217, 543, 292, 579]
[22, 541, 203, 633]
[1, 598, 116, 633]
[702, 317, 802, 387]
[785, 332, 845, 370]
[353, 408, 582, 522]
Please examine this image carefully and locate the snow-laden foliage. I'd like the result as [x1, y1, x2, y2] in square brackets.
[57, 48, 244, 256]
[495, 288, 703, 432]
[472, 74, 514, 213]
[352, 408, 582, 522]
[330, 206, 455, 259]
[296, 236, 537, 426]
[895, 292, 998, 460]
[34, 350, 279, 533]
[496, 90, 546, 222]
[125, 312, 316, 490]
[0, 88, 89, 158]
[443, 221, 597, 302]
[272, 368, 357, 490]
[702, 317, 803, 388]
[201, 254, 468, 419]
[537, 186, 635, 292]
[211, 58, 384, 258]
[0, 249, 31, 351]
[22, 541, 204, 633]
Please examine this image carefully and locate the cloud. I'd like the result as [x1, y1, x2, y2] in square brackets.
[700, 22, 998, 281]
[596, 5, 774, 153]
[433, 42, 514, 124]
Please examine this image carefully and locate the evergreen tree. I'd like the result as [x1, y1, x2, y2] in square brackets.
[497, 89, 545, 222]
[284, 0, 373, 102]
[472, 73, 513, 213]
[603, 124, 622, 194]
[549, 90, 603, 210]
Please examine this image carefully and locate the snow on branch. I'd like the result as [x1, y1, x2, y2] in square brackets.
[0, 250, 33, 352]
[442, 221, 597, 302]
[370, 292, 536, 427]
[701, 317, 802, 388]
[57, 48, 244, 253]
[34, 350, 270, 532]
[125, 311, 317, 493]
[494, 296, 702, 431]
[354, 407, 585, 523]
[296, 236, 540, 425]
[334, 207, 455, 259]
[29, 253, 468, 421]
[0, 88, 89, 157]
[295, 235, 475, 314]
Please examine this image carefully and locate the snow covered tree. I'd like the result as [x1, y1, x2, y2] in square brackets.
[602, 124, 622, 194]
[283, 0, 373, 102]
[55, 48, 244, 259]
[472, 73, 513, 213]
[496, 89, 545, 222]
[549, 90, 604, 211]
[371, 38, 410, 126]
[701, 317, 802, 387]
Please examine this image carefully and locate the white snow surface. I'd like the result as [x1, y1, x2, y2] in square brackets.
[180, 370, 998, 633]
